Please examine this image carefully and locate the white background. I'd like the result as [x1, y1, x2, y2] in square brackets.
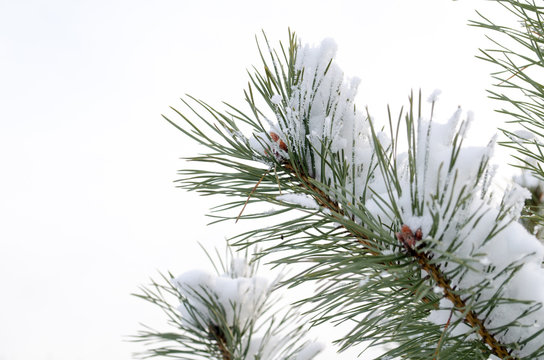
[0, 0, 511, 359]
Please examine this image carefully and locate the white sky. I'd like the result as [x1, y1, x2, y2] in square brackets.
[0, 0, 512, 359]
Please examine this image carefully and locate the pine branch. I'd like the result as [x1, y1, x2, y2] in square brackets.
[282, 161, 441, 303]
[468, 1, 544, 353]
[133, 246, 324, 359]
[280, 129, 512, 358]
[472, 1, 544, 183]
[164, 30, 544, 359]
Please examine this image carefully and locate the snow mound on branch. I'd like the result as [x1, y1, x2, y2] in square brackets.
[172, 256, 323, 359]
[245, 335, 286, 360]
[253, 38, 382, 204]
[290, 40, 372, 188]
[173, 260, 271, 330]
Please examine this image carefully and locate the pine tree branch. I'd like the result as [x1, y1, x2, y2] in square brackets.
[163, 29, 544, 358]
[281, 162, 440, 306]
[134, 248, 324, 359]
[284, 159, 516, 359]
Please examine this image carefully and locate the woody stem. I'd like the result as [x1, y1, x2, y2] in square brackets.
[208, 324, 231, 360]
[407, 247, 515, 359]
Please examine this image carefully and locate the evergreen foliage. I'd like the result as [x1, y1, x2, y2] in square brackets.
[134, 246, 323, 359]
[137, 1, 544, 359]
[472, 0, 544, 241]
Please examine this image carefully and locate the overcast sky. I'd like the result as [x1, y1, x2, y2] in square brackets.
[0, 1, 511, 359]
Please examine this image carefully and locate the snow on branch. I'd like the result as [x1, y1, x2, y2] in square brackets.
[166, 30, 544, 359]
[247, 37, 544, 358]
[135, 247, 323, 360]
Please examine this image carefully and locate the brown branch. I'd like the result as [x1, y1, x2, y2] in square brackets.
[497, 64, 530, 85]
[408, 247, 515, 359]
[208, 324, 231, 360]
[284, 165, 364, 231]
[236, 169, 270, 223]
[433, 308, 454, 360]
[283, 162, 515, 359]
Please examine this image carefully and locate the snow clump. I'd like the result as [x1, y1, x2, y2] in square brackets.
[173, 258, 272, 330]
[172, 255, 323, 359]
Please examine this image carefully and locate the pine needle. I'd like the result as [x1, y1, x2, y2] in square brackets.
[433, 308, 454, 360]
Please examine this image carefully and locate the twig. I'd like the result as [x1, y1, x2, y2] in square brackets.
[498, 64, 530, 85]
[273, 164, 282, 195]
[433, 308, 454, 360]
[208, 324, 231, 360]
[236, 169, 270, 223]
